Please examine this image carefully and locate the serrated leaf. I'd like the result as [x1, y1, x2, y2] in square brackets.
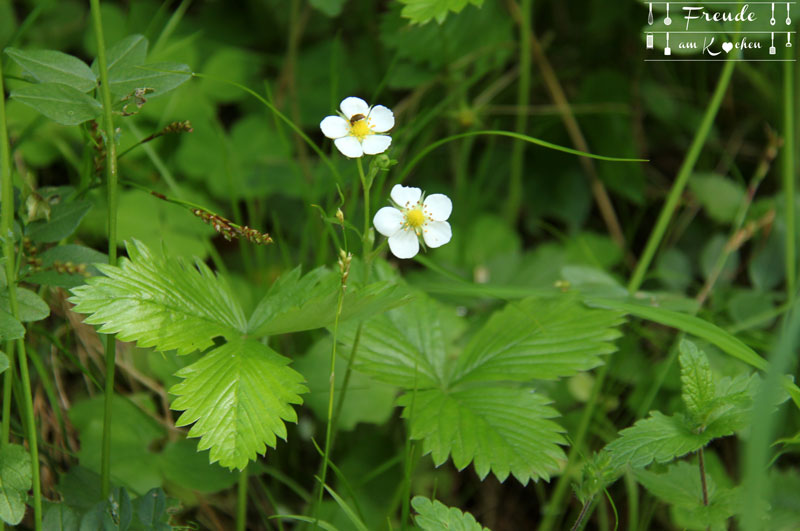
[5, 48, 96, 92]
[0, 444, 32, 525]
[336, 295, 463, 388]
[452, 295, 624, 385]
[602, 411, 710, 473]
[412, 496, 490, 531]
[399, 0, 484, 24]
[26, 200, 92, 243]
[92, 34, 148, 76]
[69, 240, 246, 355]
[170, 337, 307, 470]
[680, 340, 716, 421]
[398, 386, 566, 483]
[10, 83, 102, 125]
[247, 266, 411, 337]
[0, 310, 24, 341]
[108, 62, 191, 98]
[43, 504, 80, 530]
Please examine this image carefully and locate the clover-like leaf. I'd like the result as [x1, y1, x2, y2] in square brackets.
[70, 239, 246, 354]
[412, 496, 491, 531]
[452, 295, 624, 385]
[0, 444, 32, 525]
[170, 337, 307, 470]
[398, 386, 566, 483]
[5, 48, 96, 92]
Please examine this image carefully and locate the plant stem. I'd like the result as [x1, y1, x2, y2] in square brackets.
[237, 466, 248, 531]
[783, 51, 796, 304]
[90, 0, 120, 499]
[698, 447, 709, 506]
[0, 42, 42, 530]
[505, 0, 531, 225]
[358, 158, 371, 254]
[570, 496, 593, 531]
[627, 59, 736, 293]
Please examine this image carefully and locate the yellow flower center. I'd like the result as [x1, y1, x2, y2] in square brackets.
[349, 118, 371, 140]
[406, 208, 425, 228]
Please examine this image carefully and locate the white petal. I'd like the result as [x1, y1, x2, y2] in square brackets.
[373, 206, 404, 237]
[390, 184, 422, 208]
[422, 221, 451, 248]
[423, 193, 452, 221]
[362, 135, 392, 155]
[388, 229, 420, 259]
[320, 116, 349, 139]
[368, 105, 394, 133]
[334, 136, 364, 158]
[340, 97, 369, 119]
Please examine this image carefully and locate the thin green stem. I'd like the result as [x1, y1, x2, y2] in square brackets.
[698, 448, 709, 507]
[90, 0, 120, 499]
[505, 0, 531, 225]
[627, 59, 736, 293]
[357, 158, 371, 254]
[783, 52, 796, 304]
[237, 466, 248, 531]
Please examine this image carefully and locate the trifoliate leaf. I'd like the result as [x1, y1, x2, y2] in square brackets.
[336, 295, 464, 388]
[91, 34, 148, 77]
[70, 240, 246, 354]
[602, 412, 710, 473]
[398, 386, 566, 483]
[247, 266, 411, 337]
[398, 0, 484, 24]
[412, 496, 491, 531]
[680, 339, 716, 421]
[0, 444, 32, 525]
[170, 337, 307, 470]
[452, 295, 624, 385]
[107, 62, 191, 98]
[10, 83, 102, 125]
[5, 48, 97, 92]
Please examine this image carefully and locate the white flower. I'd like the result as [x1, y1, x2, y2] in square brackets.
[320, 97, 394, 158]
[373, 184, 452, 259]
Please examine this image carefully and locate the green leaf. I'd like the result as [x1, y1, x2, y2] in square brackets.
[335, 295, 463, 388]
[24, 244, 107, 289]
[680, 340, 716, 421]
[634, 462, 738, 530]
[602, 411, 709, 472]
[452, 295, 624, 385]
[170, 337, 307, 470]
[689, 174, 745, 224]
[247, 266, 411, 337]
[10, 83, 103, 125]
[80, 487, 132, 531]
[0, 444, 32, 525]
[43, 504, 80, 530]
[108, 62, 191, 98]
[92, 34, 148, 76]
[158, 439, 238, 494]
[132, 488, 170, 531]
[26, 200, 93, 243]
[398, 0, 484, 24]
[309, 0, 347, 17]
[398, 386, 566, 483]
[5, 47, 97, 92]
[0, 351, 8, 374]
[412, 496, 490, 531]
[0, 310, 24, 341]
[0, 287, 50, 322]
[69, 240, 246, 355]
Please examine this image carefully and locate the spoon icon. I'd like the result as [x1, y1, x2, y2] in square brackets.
[648, 2, 654, 24]
[771, 3, 776, 25]
[787, 3, 792, 25]
[664, 2, 672, 25]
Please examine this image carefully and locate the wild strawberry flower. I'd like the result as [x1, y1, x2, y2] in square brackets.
[373, 185, 452, 259]
[320, 97, 394, 158]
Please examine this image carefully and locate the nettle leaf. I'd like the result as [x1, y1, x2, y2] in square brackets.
[247, 266, 411, 337]
[70, 240, 246, 354]
[452, 295, 624, 385]
[10, 83, 102, 125]
[412, 496, 491, 531]
[680, 339, 716, 420]
[602, 411, 710, 472]
[336, 295, 464, 388]
[398, 386, 566, 483]
[398, 0, 484, 24]
[108, 62, 191, 99]
[170, 337, 307, 470]
[91, 34, 148, 76]
[5, 47, 96, 92]
[0, 444, 32, 526]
